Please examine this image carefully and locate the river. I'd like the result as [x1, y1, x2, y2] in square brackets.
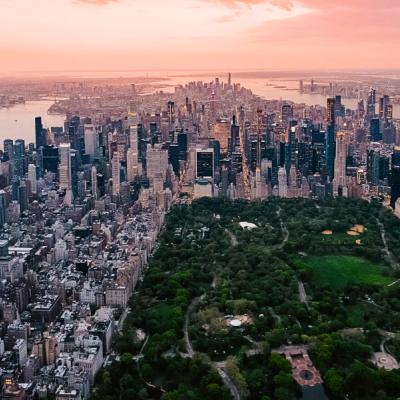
[0, 100, 65, 144]
[1, 75, 399, 144]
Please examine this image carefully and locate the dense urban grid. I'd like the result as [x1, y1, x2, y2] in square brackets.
[0, 74, 400, 400]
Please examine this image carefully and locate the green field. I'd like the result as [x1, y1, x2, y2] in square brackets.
[294, 255, 391, 290]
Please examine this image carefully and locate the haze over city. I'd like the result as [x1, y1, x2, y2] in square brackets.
[1, 0, 400, 74]
[2, 1, 400, 400]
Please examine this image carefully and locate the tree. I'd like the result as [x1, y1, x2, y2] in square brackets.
[324, 368, 344, 398]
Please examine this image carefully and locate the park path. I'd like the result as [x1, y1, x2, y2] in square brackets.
[298, 281, 308, 304]
[276, 207, 289, 249]
[225, 229, 238, 247]
[376, 216, 399, 270]
[182, 279, 241, 399]
[214, 362, 241, 400]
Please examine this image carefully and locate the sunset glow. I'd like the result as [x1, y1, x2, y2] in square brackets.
[1, 0, 400, 74]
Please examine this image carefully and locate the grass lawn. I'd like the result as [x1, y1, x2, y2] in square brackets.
[294, 255, 391, 290]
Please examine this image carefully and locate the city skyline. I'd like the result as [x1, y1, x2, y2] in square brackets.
[1, 0, 400, 75]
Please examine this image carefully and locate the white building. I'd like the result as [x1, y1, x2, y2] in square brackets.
[28, 164, 37, 194]
[146, 144, 169, 182]
[91, 166, 98, 199]
[333, 131, 348, 197]
[55, 239, 67, 262]
[278, 167, 288, 198]
[127, 106, 139, 180]
[59, 143, 72, 190]
[84, 124, 97, 160]
[111, 152, 120, 197]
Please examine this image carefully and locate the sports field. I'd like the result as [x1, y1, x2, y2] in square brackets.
[294, 255, 391, 290]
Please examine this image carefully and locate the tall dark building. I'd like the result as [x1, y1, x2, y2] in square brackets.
[177, 132, 187, 161]
[3, 139, 14, 161]
[392, 147, 400, 167]
[196, 150, 214, 178]
[41, 145, 59, 174]
[35, 117, 45, 149]
[326, 98, 336, 181]
[18, 182, 28, 213]
[390, 165, 400, 209]
[0, 190, 6, 227]
[370, 118, 381, 141]
[13, 140, 25, 177]
[281, 104, 293, 124]
[334, 95, 345, 117]
[168, 144, 180, 177]
[230, 122, 239, 154]
[327, 97, 335, 125]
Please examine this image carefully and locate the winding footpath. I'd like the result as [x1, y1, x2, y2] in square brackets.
[376, 216, 400, 271]
[225, 228, 238, 247]
[276, 207, 289, 249]
[182, 277, 241, 400]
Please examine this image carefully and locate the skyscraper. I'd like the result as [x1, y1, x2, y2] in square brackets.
[127, 104, 139, 181]
[278, 167, 288, 198]
[3, 139, 13, 161]
[28, 164, 37, 194]
[333, 132, 348, 197]
[0, 190, 6, 227]
[59, 143, 72, 190]
[84, 124, 97, 160]
[13, 140, 25, 178]
[111, 151, 120, 197]
[390, 165, 400, 209]
[35, 117, 45, 149]
[91, 166, 98, 199]
[196, 149, 214, 178]
[370, 118, 381, 141]
[213, 119, 230, 153]
[326, 98, 336, 181]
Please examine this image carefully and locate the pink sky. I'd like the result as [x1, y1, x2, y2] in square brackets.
[1, 0, 400, 75]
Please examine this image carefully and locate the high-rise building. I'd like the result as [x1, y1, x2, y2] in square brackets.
[146, 144, 169, 182]
[392, 146, 400, 167]
[13, 140, 25, 177]
[281, 104, 293, 124]
[111, 151, 120, 197]
[213, 119, 230, 153]
[333, 132, 348, 197]
[42, 145, 59, 174]
[35, 117, 45, 149]
[177, 132, 188, 161]
[127, 105, 139, 181]
[3, 139, 13, 161]
[59, 143, 72, 189]
[84, 124, 97, 160]
[379, 95, 390, 120]
[278, 167, 288, 198]
[390, 165, 400, 209]
[370, 118, 381, 141]
[326, 98, 336, 181]
[0, 190, 6, 227]
[18, 181, 28, 213]
[28, 164, 37, 194]
[91, 166, 98, 199]
[367, 88, 376, 120]
[196, 149, 214, 178]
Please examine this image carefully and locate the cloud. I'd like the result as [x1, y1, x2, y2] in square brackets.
[204, 0, 293, 10]
[75, 0, 119, 5]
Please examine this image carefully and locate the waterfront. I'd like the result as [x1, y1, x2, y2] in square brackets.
[1, 73, 400, 144]
[0, 100, 65, 143]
